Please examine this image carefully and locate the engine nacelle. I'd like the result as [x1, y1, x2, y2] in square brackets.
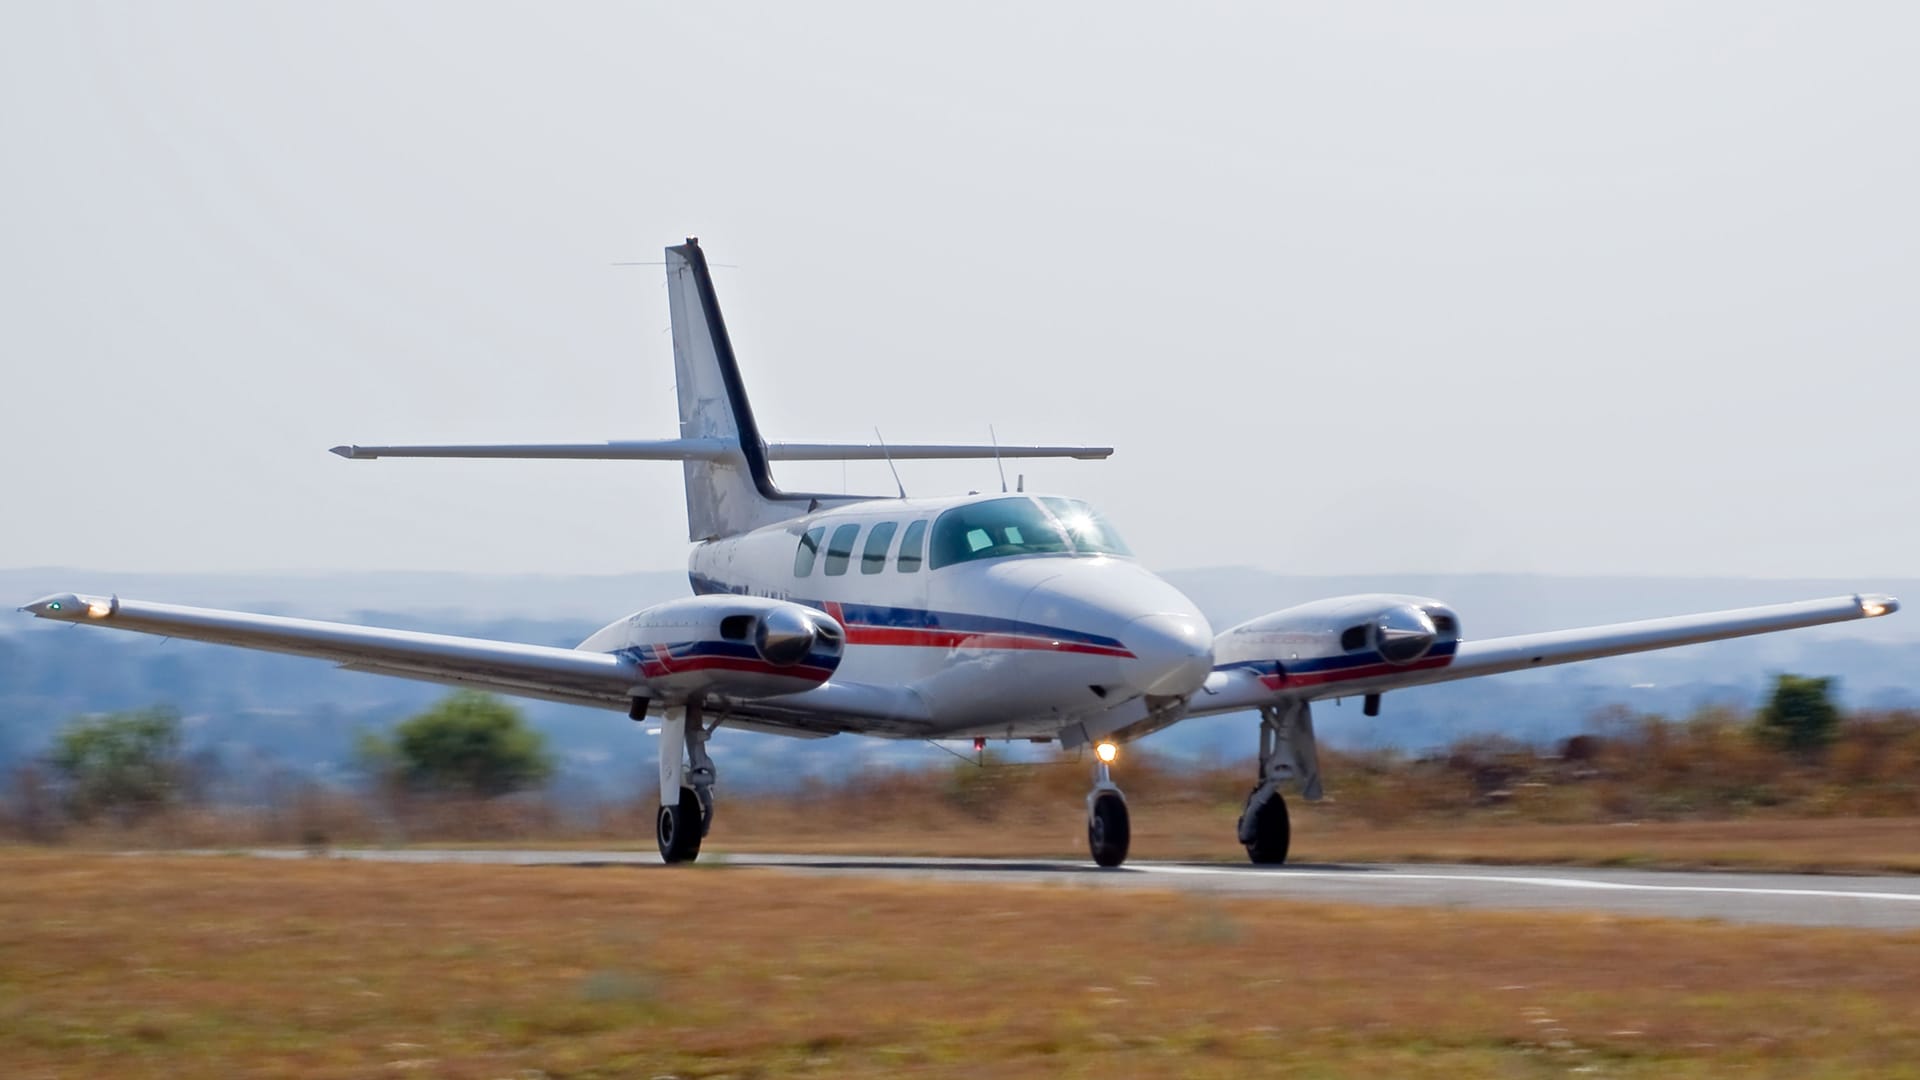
[1213, 593, 1461, 695]
[579, 595, 845, 702]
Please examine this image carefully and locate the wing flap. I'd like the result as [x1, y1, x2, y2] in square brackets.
[1190, 666, 1277, 717]
[721, 681, 937, 737]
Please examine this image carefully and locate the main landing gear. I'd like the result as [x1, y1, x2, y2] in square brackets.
[1236, 700, 1322, 865]
[654, 701, 717, 864]
[1086, 741, 1130, 868]
[1083, 700, 1320, 869]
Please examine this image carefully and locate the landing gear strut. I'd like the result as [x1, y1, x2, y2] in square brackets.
[1236, 700, 1321, 865]
[1086, 742, 1130, 868]
[655, 702, 718, 864]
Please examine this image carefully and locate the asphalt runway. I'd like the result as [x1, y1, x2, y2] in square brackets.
[236, 849, 1920, 930]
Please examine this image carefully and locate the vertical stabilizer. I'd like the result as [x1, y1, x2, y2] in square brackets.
[665, 239, 837, 540]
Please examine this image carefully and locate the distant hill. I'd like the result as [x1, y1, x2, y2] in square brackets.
[3, 566, 1913, 795]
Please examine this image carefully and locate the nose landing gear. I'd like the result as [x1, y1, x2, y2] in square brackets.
[1086, 741, 1130, 868]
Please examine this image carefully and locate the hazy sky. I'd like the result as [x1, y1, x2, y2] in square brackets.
[3, 3, 1914, 581]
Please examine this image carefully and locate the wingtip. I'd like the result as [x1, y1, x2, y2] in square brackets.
[21, 592, 104, 620]
[328, 445, 365, 459]
[1860, 594, 1900, 617]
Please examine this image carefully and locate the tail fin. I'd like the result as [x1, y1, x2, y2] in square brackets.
[665, 238, 845, 540]
[328, 237, 1113, 542]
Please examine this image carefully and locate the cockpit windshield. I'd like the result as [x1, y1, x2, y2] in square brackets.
[928, 496, 1132, 569]
[1039, 497, 1132, 557]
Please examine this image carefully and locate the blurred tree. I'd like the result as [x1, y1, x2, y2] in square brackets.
[369, 691, 553, 797]
[48, 707, 182, 823]
[1754, 674, 1841, 755]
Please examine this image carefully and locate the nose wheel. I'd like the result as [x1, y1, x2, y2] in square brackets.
[1088, 791, 1131, 867]
[1085, 742, 1130, 867]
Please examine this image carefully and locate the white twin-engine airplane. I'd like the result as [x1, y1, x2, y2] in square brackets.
[22, 239, 1901, 867]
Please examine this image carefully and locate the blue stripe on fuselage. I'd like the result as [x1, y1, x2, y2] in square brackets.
[687, 571, 1128, 650]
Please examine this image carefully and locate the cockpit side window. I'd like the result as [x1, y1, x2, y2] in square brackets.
[1038, 497, 1132, 556]
[823, 523, 861, 576]
[929, 497, 1073, 569]
[793, 527, 826, 577]
[862, 521, 897, 575]
[897, 520, 927, 573]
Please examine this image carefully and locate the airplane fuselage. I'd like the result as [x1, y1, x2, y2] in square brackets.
[686, 491, 1214, 737]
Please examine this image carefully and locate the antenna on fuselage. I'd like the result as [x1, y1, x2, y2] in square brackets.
[989, 426, 1008, 493]
[874, 427, 907, 499]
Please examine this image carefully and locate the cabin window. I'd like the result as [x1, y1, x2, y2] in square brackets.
[897, 520, 927, 573]
[793, 527, 825, 577]
[823, 523, 861, 576]
[929, 497, 1072, 569]
[862, 521, 897, 574]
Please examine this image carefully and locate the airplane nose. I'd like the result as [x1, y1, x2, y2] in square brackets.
[1122, 612, 1214, 697]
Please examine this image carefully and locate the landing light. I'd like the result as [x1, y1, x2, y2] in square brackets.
[1095, 741, 1119, 764]
[87, 599, 113, 619]
[1863, 598, 1892, 617]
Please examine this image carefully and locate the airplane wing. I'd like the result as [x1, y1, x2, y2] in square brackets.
[1189, 593, 1899, 717]
[17, 593, 932, 736]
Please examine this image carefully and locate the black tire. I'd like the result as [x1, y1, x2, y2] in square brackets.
[1241, 787, 1291, 865]
[1088, 791, 1131, 868]
[656, 786, 705, 864]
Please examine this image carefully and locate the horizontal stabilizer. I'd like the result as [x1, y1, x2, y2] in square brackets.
[331, 440, 1113, 461]
[330, 439, 736, 461]
[772, 443, 1111, 461]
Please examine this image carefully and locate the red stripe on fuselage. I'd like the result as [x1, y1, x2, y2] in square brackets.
[843, 625, 1135, 658]
[640, 655, 836, 682]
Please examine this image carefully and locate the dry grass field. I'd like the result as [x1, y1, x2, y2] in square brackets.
[48, 777, 1920, 876]
[4, 851, 1920, 1078]
[19, 707, 1920, 879]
